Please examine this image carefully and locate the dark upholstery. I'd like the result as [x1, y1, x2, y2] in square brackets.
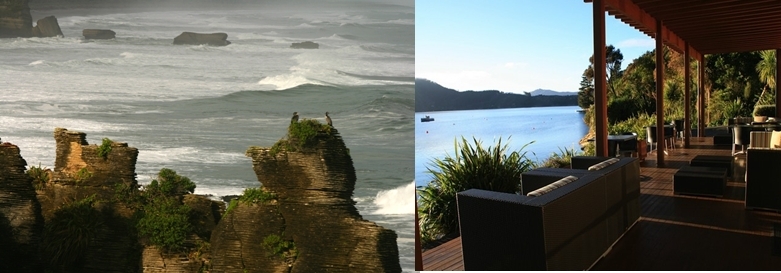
[457, 157, 641, 271]
[745, 148, 781, 211]
[673, 166, 727, 197]
[618, 132, 638, 156]
[690, 155, 733, 177]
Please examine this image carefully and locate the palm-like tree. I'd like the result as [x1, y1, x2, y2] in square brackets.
[755, 50, 776, 105]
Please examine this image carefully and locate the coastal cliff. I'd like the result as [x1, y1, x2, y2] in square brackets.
[212, 121, 401, 272]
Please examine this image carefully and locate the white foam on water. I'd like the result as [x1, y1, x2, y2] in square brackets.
[256, 73, 327, 90]
[373, 181, 414, 215]
[29, 60, 45, 66]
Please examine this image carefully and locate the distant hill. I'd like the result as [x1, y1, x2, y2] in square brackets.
[529, 88, 577, 96]
[415, 78, 578, 112]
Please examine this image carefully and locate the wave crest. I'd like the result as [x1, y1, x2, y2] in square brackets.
[373, 182, 414, 215]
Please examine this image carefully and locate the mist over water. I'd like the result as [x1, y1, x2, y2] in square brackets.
[1, 1, 414, 271]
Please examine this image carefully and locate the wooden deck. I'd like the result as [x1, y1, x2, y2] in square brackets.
[421, 137, 781, 271]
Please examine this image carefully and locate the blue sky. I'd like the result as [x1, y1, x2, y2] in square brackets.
[416, 0, 656, 93]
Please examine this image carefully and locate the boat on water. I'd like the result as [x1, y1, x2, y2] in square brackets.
[421, 115, 435, 122]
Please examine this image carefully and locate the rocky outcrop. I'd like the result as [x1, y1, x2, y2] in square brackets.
[173, 32, 230, 46]
[0, 0, 33, 38]
[35, 128, 140, 272]
[214, 127, 401, 272]
[0, 142, 44, 272]
[31, 15, 62, 37]
[290, 41, 318, 49]
[83, 29, 115, 39]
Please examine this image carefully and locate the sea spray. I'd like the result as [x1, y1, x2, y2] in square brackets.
[374, 181, 414, 215]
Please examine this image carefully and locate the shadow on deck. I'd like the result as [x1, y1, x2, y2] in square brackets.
[421, 137, 781, 271]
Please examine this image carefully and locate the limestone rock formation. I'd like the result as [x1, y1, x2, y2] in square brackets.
[290, 41, 319, 49]
[83, 29, 115, 39]
[0, 0, 33, 38]
[0, 142, 44, 272]
[212, 126, 401, 272]
[32, 15, 63, 37]
[173, 32, 231, 46]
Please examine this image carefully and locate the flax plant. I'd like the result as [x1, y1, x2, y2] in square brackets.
[417, 137, 536, 244]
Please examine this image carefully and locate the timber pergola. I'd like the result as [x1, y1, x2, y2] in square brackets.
[586, 0, 781, 167]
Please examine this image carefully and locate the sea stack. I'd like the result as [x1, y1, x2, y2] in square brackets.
[32, 16, 63, 37]
[290, 41, 319, 49]
[173, 32, 231, 46]
[83, 29, 116, 39]
[215, 124, 401, 272]
[0, 0, 33, 38]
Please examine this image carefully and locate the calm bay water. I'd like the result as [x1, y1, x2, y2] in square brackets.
[415, 106, 589, 187]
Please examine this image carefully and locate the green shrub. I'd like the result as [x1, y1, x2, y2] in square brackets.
[137, 197, 192, 251]
[288, 119, 331, 148]
[753, 105, 776, 117]
[262, 234, 297, 260]
[145, 168, 196, 198]
[114, 182, 142, 208]
[74, 167, 92, 183]
[239, 187, 277, 204]
[224, 199, 239, 215]
[540, 146, 582, 168]
[27, 163, 50, 190]
[417, 137, 536, 244]
[97, 138, 113, 159]
[42, 195, 102, 269]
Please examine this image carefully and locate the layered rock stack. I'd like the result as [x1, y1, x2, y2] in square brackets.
[173, 32, 231, 46]
[219, 127, 401, 272]
[31, 15, 63, 37]
[0, 142, 44, 272]
[0, 0, 33, 38]
[36, 128, 141, 271]
[83, 29, 115, 39]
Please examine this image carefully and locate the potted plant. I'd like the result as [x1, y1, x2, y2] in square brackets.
[753, 105, 776, 122]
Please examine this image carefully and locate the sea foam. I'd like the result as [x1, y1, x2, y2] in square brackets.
[373, 181, 414, 215]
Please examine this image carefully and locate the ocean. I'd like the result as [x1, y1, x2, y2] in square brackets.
[0, 1, 415, 271]
[415, 106, 589, 188]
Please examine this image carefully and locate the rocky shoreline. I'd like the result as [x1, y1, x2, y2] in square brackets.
[0, 125, 401, 272]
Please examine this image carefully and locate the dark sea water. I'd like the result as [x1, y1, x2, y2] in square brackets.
[0, 1, 414, 271]
[415, 106, 589, 188]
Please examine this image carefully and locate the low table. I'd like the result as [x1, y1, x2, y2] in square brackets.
[690, 155, 733, 177]
[673, 166, 727, 197]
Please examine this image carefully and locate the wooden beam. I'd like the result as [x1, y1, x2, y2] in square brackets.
[594, 0, 608, 157]
[656, 18, 665, 167]
[602, 0, 688, 54]
[415, 200, 422, 271]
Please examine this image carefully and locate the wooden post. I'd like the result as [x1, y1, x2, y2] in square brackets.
[593, 0, 608, 157]
[656, 19, 665, 167]
[415, 200, 423, 271]
[776, 49, 780, 119]
[684, 44, 691, 148]
[699, 56, 706, 138]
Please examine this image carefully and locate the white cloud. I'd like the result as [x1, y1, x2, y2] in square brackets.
[503, 62, 528, 69]
[617, 37, 655, 48]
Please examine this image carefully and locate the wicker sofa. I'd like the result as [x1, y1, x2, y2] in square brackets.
[456, 157, 640, 271]
[746, 131, 781, 211]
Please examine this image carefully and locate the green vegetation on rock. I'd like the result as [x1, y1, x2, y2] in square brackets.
[97, 137, 113, 159]
[137, 197, 192, 251]
[74, 167, 92, 183]
[42, 194, 102, 270]
[262, 234, 297, 260]
[145, 168, 196, 198]
[418, 137, 536, 244]
[264, 118, 333, 157]
[26, 163, 50, 190]
[239, 187, 276, 204]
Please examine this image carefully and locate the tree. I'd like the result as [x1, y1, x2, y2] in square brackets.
[583, 45, 624, 97]
[578, 75, 594, 109]
[756, 50, 777, 106]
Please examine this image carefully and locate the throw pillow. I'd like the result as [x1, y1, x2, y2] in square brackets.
[527, 175, 578, 197]
[771, 130, 781, 148]
[588, 157, 620, 171]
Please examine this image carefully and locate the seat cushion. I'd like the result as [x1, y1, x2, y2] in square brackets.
[588, 158, 620, 171]
[527, 175, 578, 197]
[771, 130, 781, 148]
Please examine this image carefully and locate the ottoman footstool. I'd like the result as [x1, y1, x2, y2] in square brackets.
[673, 166, 727, 197]
[690, 155, 733, 177]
